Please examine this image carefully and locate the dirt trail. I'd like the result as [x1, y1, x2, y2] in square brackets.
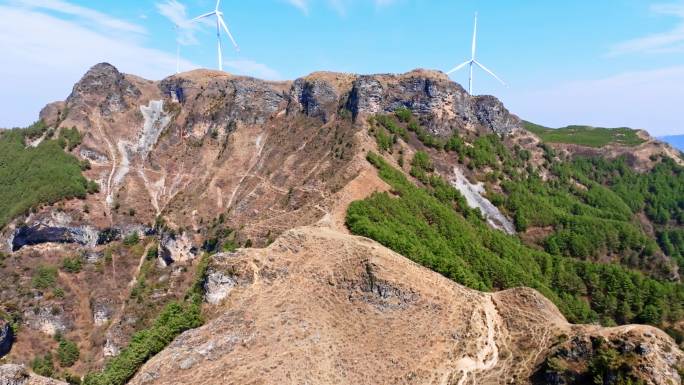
[105, 243, 153, 337]
[58, 270, 93, 334]
[452, 295, 501, 385]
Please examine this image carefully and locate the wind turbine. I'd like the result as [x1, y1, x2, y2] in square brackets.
[191, 0, 239, 71]
[174, 23, 180, 74]
[446, 13, 506, 95]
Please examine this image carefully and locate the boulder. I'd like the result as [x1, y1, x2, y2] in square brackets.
[0, 364, 67, 385]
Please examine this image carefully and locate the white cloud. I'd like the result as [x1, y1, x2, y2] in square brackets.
[12, 0, 146, 34]
[155, 0, 201, 45]
[502, 66, 684, 136]
[0, 2, 281, 128]
[286, 0, 309, 14]
[224, 59, 282, 80]
[609, 1, 684, 55]
[285, 0, 396, 15]
[0, 4, 195, 128]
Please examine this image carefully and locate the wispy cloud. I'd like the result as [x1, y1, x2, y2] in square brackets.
[224, 59, 281, 80]
[154, 0, 278, 78]
[12, 0, 146, 34]
[0, 3, 195, 128]
[286, 0, 397, 15]
[609, 1, 684, 55]
[0, 1, 282, 128]
[286, 0, 309, 14]
[155, 0, 201, 45]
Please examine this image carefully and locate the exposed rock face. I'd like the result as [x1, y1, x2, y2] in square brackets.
[534, 329, 683, 385]
[291, 77, 339, 121]
[159, 73, 285, 127]
[66, 62, 140, 118]
[0, 364, 67, 385]
[38, 101, 66, 128]
[4, 64, 521, 254]
[346, 70, 522, 136]
[158, 232, 196, 266]
[128, 226, 683, 385]
[91, 298, 114, 327]
[22, 306, 70, 337]
[12, 224, 97, 251]
[203, 254, 255, 305]
[450, 166, 516, 234]
[473, 95, 521, 135]
[0, 321, 13, 357]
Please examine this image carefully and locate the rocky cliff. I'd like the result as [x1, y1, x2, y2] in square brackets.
[1, 63, 682, 385]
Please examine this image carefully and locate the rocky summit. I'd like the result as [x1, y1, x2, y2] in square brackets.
[0, 63, 682, 385]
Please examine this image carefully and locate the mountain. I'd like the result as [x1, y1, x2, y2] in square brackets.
[0, 63, 682, 385]
[660, 135, 684, 152]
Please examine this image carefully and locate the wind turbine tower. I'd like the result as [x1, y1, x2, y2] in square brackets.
[191, 0, 239, 71]
[446, 13, 506, 95]
[174, 23, 180, 74]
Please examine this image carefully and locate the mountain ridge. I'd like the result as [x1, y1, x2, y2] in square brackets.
[1, 63, 683, 385]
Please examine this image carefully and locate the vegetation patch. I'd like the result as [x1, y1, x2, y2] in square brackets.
[536, 336, 646, 385]
[524, 121, 645, 148]
[56, 336, 80, 367]
[32, 265, 58, 290]
[346, 152, 684, 326]
[0, 122, 97, 229]
[61, 256, 83, 274]
[83, 254, 210, 385]
[31, 352, 55, 377]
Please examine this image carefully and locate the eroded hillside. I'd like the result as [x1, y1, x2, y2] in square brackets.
[126, 226, 682, 385]
[1, 63, 683, 384]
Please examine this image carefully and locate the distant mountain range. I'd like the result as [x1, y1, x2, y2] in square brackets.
[659, 135, 684, 152]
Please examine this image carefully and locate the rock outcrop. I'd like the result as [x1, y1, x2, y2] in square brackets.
[346, 70, 521, 136]
[128, 226, 683, 385]
[12, 224, 97, 251]
[0, 320, 13, 357]
[0, 364, 67, 385]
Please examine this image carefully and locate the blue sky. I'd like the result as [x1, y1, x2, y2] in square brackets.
[1, 0, 684, 135]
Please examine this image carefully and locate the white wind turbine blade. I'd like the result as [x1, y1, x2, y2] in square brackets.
[218, 15, 239, 51]
[446, 60, 471, 74]
[474, 60, 506, 86]
[216, 0, 222, 11]
[191, 11, 216, 22]
[471, 12, 478, 60]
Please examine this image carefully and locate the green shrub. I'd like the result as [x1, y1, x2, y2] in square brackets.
[394, 107, 412, 123]
[57, 127, 82, 151]
[32, 265, 58, 289]
[411, 151, 433, 172]
[146, 245, 158, 260]
[123, 232, 140, 246]
[57, 338, 80, 367]
[61, 257, 83, 273]
[373, 127, 392, 152]
[83, 301, 201, 385]
[64, 372, 82, 385]
[31, 352, 55, 377]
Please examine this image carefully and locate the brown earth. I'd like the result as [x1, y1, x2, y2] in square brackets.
[128, 226, 683, 385]
[2, 63, 683, 383]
